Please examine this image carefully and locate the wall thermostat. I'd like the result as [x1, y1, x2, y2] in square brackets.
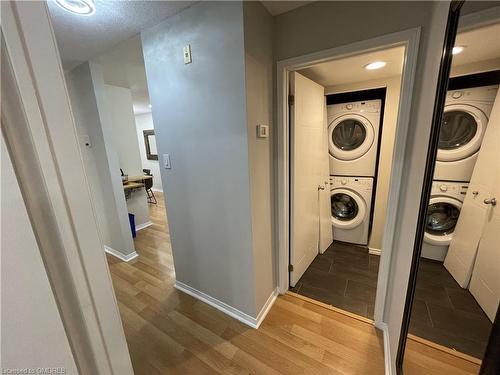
[257, 124, 269, 138]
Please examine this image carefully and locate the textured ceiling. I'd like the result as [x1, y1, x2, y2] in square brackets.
[48, 0, 196, 70]
[299, 46, 405, 88]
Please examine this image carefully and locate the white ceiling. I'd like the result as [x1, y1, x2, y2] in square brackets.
[261, 1, 313, 16]
[452, 23, 500, 68]
[48, 0, 196, 70]
[299, 46, 405, 88]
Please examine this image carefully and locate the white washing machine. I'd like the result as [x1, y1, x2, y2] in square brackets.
[421, 180, 468, 261]
[330, 176, 373, 246]
[434, 85, 498, 182]
[327, 99, 381, 177]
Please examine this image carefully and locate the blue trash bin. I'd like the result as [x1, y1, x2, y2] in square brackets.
[128, 213, 136, 238]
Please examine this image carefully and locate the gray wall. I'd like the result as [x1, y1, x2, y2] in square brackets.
[243, 1, 276, 311]
[66, 62, 136, 257]
[1, 136, 78, 373]
[142, 1, 259, 315]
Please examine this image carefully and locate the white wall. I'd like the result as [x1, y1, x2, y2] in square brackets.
[66, 62, 136, 257]
[326, 76, 402, 254]
[104, 84, 150, 228]
[135, 112, 164, 192]
[243, 1, 276, 311]
[1, 136, 78, 374]
[142, 1, 259, 316]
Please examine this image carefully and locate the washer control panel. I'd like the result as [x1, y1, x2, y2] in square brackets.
[431, 181, 468, 200]
[330, 176, 373, 191]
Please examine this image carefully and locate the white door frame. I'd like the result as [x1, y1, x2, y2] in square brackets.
[276, 28, 421, 326]
[2, 2, 133, 374]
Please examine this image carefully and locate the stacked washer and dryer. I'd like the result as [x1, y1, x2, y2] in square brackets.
[327, 99, 381, 246]
[422, 85, 498, 261]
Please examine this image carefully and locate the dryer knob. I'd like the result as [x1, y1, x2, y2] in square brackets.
[451, 91, 463, 99]
[439, 184, 448, 192]
[341, 178, 348, 185]
[346, 104, 353, 110]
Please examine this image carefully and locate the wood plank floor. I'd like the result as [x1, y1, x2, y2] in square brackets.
[106, 192, 480, 374]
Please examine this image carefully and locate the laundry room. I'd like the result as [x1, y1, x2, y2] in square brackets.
[404, 21, 500, 362]
[288, 45, 405, 319]
[288, 21, 500, 362]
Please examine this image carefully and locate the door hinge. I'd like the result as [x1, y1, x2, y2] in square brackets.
[288, 95, 294, 106]
[288, 264, 294, 272]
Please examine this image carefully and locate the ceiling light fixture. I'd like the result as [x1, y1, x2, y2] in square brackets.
[364, 61, 387, 70]
[452, 46, 465, 55]
[55, 0, 96, 16]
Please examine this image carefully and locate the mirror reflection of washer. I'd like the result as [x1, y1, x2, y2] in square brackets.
[434, 85, 498, 182]
[421, 181, 468, 261]
[327, 99, 381, 176]
[330, 176, 373, 245]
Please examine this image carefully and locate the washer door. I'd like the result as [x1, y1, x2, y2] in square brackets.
[437, 104, 488, 162]
[330, 188, 366, 229]
[424, 196, 462, 246]
[328, 114, 375, 161]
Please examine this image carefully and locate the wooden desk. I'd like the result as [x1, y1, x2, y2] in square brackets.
[123, 182, 144, 191]
[126, 175, 153, 183]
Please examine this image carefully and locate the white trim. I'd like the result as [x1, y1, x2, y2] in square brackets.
[369, 247, 381, 256]
[276, 27, 421, 335]
[151, 188, 163, 193]
[375, 322, 393, 375]
[175, 281, 278, 329]
[104, 246, 139, 262]
[135, 221, 153, 232]
[458, 6, 500, 32]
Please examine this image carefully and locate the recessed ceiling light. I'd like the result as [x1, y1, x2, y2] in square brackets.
[55, 0, 96, 16]
[452, 46, 465, 55]
[364, 61, 387, 70]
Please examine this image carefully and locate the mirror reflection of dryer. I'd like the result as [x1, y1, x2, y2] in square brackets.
[327, 99, 382, 177]
[330, 176, 373, 245]
[434, 85, 499, 182]
[421, 180, 468, 261]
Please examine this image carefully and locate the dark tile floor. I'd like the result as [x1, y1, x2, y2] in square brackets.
[290, 241, 493, 359]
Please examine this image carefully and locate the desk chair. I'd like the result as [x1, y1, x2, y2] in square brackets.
[142, 169, 157, 204]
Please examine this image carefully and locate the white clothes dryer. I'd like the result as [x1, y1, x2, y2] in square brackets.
[421, 180, 468, 261]
[327, 100, 381, 177]
[434, 85, 498, 182]
[330, 176, 373, 246]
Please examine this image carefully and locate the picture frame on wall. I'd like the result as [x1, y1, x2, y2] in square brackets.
[143, 129, 158, 160]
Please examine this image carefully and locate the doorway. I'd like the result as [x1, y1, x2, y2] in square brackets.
[276, 29, 421, 325]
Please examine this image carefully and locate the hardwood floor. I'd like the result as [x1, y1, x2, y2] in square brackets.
[106, 192, 480, 374]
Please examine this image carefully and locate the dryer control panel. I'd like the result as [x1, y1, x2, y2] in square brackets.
[431, 181, 468, 201]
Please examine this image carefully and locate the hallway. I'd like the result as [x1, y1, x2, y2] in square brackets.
[106, 194, 480, 374]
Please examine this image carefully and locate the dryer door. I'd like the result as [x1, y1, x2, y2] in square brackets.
[330, 188, 366, 229]
[437, 104, 488, 162]
[424, 196, 462, 246]
[328, 114, 375, 161]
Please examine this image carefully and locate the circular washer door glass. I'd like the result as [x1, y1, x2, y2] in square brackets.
[425, 202, 460, 236]
[439, 111, 478, 150]
[331, 193, 359, 221]
[332, 119, 367, 151]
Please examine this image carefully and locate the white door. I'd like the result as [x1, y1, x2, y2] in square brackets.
[290, 72, 327, 286]
[445, 89, 500, 289]
[319, 98, 333, 254]
[468, 90, 500, 322]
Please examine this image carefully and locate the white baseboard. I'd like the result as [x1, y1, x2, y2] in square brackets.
[135, 221, 153, 232]
[369, 247, 381, 255]
[375, 321, 392, 375]
[174, 281, 278, 329]
[104, 246, 138, 262]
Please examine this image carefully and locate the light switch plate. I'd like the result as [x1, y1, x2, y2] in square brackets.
[183, 44, 192, 64]
[257, 124, 269, 138]
[163, 154, 171, 169]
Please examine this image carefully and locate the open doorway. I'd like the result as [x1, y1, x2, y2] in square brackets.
[288, 46, 405, 320]
[276, 29, 420, 325]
